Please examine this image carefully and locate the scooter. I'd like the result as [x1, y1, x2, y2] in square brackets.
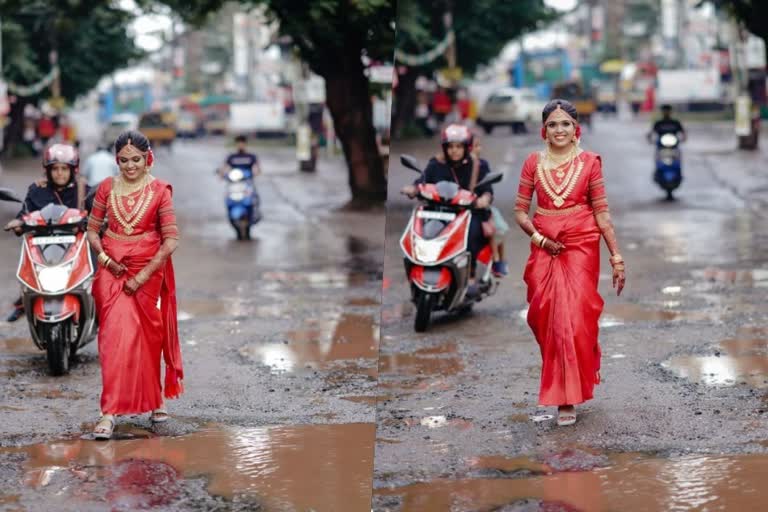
[221, 165, 261, 240]
[399, 155, 503, 332]
[653, 132, 682, 200]
[1, 188, 97, 375]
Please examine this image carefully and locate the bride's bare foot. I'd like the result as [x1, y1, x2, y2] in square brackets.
[557, 405, 576, 426]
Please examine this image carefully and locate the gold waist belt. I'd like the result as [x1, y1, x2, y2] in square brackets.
[105, 228, 150, 241]
[535, 204, 588, 216]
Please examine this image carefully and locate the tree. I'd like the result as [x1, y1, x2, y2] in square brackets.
[1, 1, 142, 153]
[393, 0, 556, 136]
[156, 0, 395, 208]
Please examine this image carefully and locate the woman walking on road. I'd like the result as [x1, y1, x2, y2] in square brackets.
[86, 130, 183, 439]
[513, 100, 626, 426]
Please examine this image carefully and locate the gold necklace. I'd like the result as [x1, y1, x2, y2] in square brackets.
[544, 145, 576, 178]
[114, 175, 149, 219]
[110, 176, 155, 235]
[536, 150, 584, 207]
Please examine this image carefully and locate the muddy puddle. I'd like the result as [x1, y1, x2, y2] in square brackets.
[515, 304, 722, 329]
[376, 451, 768, 511]
[692, 267, 768, 286]
[0, 338, 38, 356]
[2, 422, 375, 511]
[238, 313, 379, 374]
[663, 330, 768, 388]
[177, 298, 306, 322]
[378, 342, 463, 393]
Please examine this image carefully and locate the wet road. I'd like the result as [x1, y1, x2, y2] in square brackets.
[374, 117, 768, 510]
[0, 136, 383, 511]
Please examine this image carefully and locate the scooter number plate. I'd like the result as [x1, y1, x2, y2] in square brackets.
[31, 235, 76, 246]
[417, 211, 456, 221]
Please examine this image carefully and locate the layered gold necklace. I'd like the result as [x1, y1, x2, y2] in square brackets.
[536, 146, 584, 208]
[110, 174, 155, 235]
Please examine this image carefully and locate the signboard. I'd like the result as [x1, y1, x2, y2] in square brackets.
[656, 68, 721, 103]
[735, 95, 751, 136]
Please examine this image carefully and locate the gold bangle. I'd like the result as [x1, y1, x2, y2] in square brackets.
[610, 254, 624, 264]
[531, 232, 543, 246]
[540, 237, 548, 248]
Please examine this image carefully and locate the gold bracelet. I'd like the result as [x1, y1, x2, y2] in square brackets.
[610, 254, 624, 265]
[98, 252, 110, 266]
[540, 237, 549, 248]
[531, 232, 544, 246]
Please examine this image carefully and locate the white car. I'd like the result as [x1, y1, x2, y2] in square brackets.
[476, 88, 544, 134]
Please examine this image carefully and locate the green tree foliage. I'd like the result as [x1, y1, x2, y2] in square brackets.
[396, 0, 555, 76]
[155, 0, 395, 205]
[392, 0, 555, 135]
[1, 1, 142, 102]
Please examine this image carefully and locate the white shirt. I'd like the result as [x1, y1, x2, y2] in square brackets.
[83, 150, 119, 187]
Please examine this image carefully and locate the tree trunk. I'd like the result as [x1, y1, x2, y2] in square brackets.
[2, 96, 30, 156]
[323, 54, 387, 209]
[392, 67, 418, 139]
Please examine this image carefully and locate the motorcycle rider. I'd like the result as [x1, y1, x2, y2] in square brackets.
[218, 135, 261, 177]
[400, 124, 494, 296]
[3, 144, 91, 322]
[646, 104, 687, 143]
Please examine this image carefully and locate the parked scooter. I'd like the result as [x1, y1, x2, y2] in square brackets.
[653, 132, 682, 200]
[1, 188, 97, 375]
[220, 165, 261, 240]
[399, 155, 503, 332]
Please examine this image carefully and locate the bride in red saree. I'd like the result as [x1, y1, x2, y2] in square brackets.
[514, 100, 626, 426]
[86, 130, 183, 439]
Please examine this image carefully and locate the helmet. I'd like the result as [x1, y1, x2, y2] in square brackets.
[441, 124, 473, 153]
[43, 144, 80, 174]
[440, 124, 473, 164]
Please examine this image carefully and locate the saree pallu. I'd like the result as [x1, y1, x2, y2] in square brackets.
[524, 207, 603, 406]
[90, 178, 183, 415]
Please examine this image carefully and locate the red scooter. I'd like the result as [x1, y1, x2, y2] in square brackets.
[1, 188, 97, 375]
[399, 155, 503, 332]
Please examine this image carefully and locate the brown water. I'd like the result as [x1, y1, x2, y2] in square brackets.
[379, 342, 463, 378]
[0, 338, 38, 355]
[2, 422, 375, 511]
[664, 331, 768, 388]
[238, 313, 378, 374]
[376, 452, 768, 511]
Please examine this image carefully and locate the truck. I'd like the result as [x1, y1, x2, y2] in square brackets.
[227, 101, 288, 136]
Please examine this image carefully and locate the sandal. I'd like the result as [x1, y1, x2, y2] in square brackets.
[556, 406, 576, 427]
[150, 408, 169, 423]
[93, 414, 116, 440]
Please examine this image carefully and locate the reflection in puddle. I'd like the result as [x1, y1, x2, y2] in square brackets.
[379, 342, 462, 378]
[376, 452, 768, 511]
[2, 423, 375, 511]
[239, 313, 378, 374]
[692, 268, 768, 286]
[517, 304, 720, 328]
[664, 333, 768, 388]
[261, 270, 369, 289]
[346, 297, 381, 307]
[177, 298, 298, 322]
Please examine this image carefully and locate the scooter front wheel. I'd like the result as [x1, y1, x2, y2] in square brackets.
[41, 320, 72, 376]
[414, 292, 436, 332]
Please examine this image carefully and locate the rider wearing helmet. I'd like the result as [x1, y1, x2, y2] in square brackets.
[400, 124, 495, 295]
[3, 144, 92, 321]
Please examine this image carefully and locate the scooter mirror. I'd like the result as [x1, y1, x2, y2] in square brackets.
[0, 188, 22, 203]
[474, 172, 504, 191]
[400, 155, 422, 174]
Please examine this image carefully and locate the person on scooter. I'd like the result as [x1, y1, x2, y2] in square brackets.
[3, 144, 91, 322]
[646, 104, 686, 143]
[400, 124, 494, 296]
[218, 135, 261, 177]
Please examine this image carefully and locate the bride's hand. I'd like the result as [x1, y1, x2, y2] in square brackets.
[541, 239, 565, 256]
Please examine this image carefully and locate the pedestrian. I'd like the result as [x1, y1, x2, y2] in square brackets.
[37, 115, 56, 147]
[86, 130, 183, 439]
[513, 99, 626, 426]
[82, 144, 119, 188]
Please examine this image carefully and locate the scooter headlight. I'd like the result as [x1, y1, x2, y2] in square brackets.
[37, 264, 72, 293]
[414, 237, 446, 263]
[228, 168, 245, 181]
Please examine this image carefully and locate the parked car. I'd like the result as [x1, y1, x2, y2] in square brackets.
[102, 113, 138, 147]
[476, 88, 543, 134]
